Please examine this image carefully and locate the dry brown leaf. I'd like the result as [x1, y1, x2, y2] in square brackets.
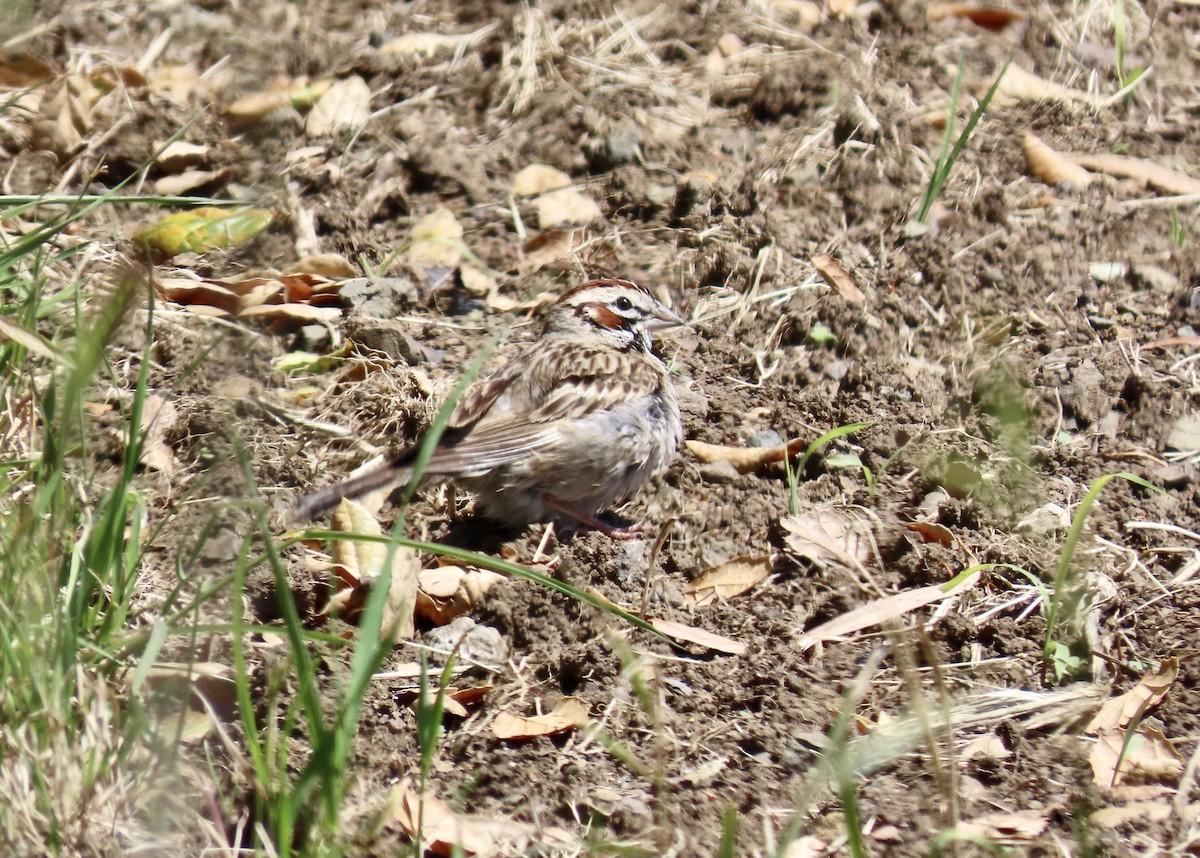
[905, 521, 955, 547]
[328, 498, 420, 639]
[416, 565, 505, 625]
[1090, 802, 1173, 828]
[521, 229, 583, 271]
[647, 618, 748, 655]
[998, 64, 1097, 106]
[306, 75, 371, 136]
[797, 584, 948, 650]
[139, 393, 178, 473]
[780, 508, 872, 569]
[811, 253, 866, 304]
[286, 253, 358, 279]
[0, 53, 55, 88]
[30, 75, 94, 160]
[1090, 727, 1184, 787]
[1023, 131, 1094, 189]
[959, 808, 1050, 841]
[238, 303, 342, 323]
[683, 556, 771, 606]
[390, 777, 574, 856]
[828, 0, 857, 16]
[154, 140, 209, 172]
[137, 662, 238, 722]
[147, 65, 208, 103]
[511, 164, 572, 196]
[532, 188, 601, 229]
[225, 78, 332, 126]
[154, 167, 233, 196]
[1087, 658, 1178, 733]
[492, 697, 589, 739]
[927, 2, 1026, 30]
[1066, 152, 1200, 196]
[377, 27, 494, 59]
[685, 437, 804, 473]
[408, 207, 464, 287]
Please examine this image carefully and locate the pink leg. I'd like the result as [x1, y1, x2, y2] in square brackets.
[540, 494, 644, 540]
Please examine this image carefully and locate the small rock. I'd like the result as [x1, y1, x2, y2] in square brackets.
[1088, 261, 1127, 284]
[1097, 410, 1121, 439]
[698, 458, 742, 483]
[1016, 504, 1069, 537]
[1155, 462, 1194, 490]
[1166, 413, 1200, 452]
[423, 616, 507, 669]
[340, 276, 419, 319]
[298, 324, 330, 351]
[745, 428, 784, 448]
[1131, 263, 1178, 292]
[1063, 359, 1108, 425]
[346, 318, 439, 365]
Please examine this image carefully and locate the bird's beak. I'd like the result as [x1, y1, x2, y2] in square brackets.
[645, 304, 688, 330]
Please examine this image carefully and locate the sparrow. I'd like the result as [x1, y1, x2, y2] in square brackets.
[291, 278, 685, 538]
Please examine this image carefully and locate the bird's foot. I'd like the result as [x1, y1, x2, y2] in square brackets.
[540, 495, 644, 540]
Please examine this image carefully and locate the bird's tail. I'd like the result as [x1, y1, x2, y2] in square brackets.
[289, 455, 414, 522]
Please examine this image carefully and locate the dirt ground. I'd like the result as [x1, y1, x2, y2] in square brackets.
[11, 0, 1200, 854]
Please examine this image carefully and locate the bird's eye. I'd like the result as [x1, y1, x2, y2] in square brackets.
[614, 296, 634, 312]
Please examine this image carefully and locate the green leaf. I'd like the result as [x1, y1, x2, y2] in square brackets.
[134, 207, 273, 257]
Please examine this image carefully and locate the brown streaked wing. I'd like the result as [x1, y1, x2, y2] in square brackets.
[527, 354, 661, 423]
[448, 358, 525, 429]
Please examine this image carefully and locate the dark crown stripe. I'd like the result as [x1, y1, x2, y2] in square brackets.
[557, 278, 649, 303]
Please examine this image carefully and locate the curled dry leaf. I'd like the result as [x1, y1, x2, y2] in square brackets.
[780, 507, 872, 569]
[328, 498, 420, 640]
[305, 75, 371, 136]
[648, 618, 747, 655]
[797, 584, 950, 651]
[154, 167, 233, 196]
[1067, 152, 1200, 196]
[685, 437, 804, 474]
[1023, 131, 1093, 189]
[683, 555, 771, 606]
[390, 777, 575, 857]
[1090, 727, 1184, 787]
[224, 77, 332, 126]
[1087, 658, 1178, 733]
[30, 74, 95, 160]
[138, 393, 178, 473]
[511, 164, 572, 196]
[0, 53, 55, 88]
[959, 808, 1051, 842]
[997, 64, 1097, 107]
[1089, 802, 1173, 829]
[286, 253, 358, 279]
[532, 188, 601, 229]
[492, 696, 589, 739]
[154, 140, 209, 172]
[811, 253, 866, 304]
[416, 565, 505, 625]
[408, 207, 464, 291]
[905, 521, 955, 547]
[927, 2, 1026, 31]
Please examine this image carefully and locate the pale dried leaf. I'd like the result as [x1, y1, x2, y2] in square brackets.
[998, 64, 1097, 106]
[811, 253, 866, 304]
[828, 0, 857, 16]
[306, 75, 372, 136]
[780, 508, 872, 569]
[1090, 728, 1184, 787]
[1090, 802, 1173, 828]
[683, 556, 771, 606]
[390, 777, 575, 857]
[797, 585, 948, 650]
[1023, 131, 1093, 189]
[286, 253, 358, 279]
[147, 65, 206, 103]
[959, 808, 1050, 841]
[460, 266, 495, 296]
[1066, 152, 1200, 196]
[377, 27, 494, 59]
[155, 167, 232, 196]
[492, 697, 589, 739]
[0, 53, 55, 88]
[225, 78, 332, 126]
[521, 229, 583, 271]
[30, 75, 94, 160]
[329, 498, 420, 639]
[648, 618, 747, 655]
[154, 140, 209, 172]
[409, 207, 464, 273]
[764, 0, 823, 30]
[782, 836, 828, 858]
[1087, 658, 1178, 733]
[139, 393, 178, 473]
[512, 164, 572, 196]
[927, 2, 1026, 30]
[532, 188, 601, 229]
[416, 566, 505, 625]
[685, 437, 804, 473]
[138, 662, 237, 721]
[237, 303, 342, 322]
